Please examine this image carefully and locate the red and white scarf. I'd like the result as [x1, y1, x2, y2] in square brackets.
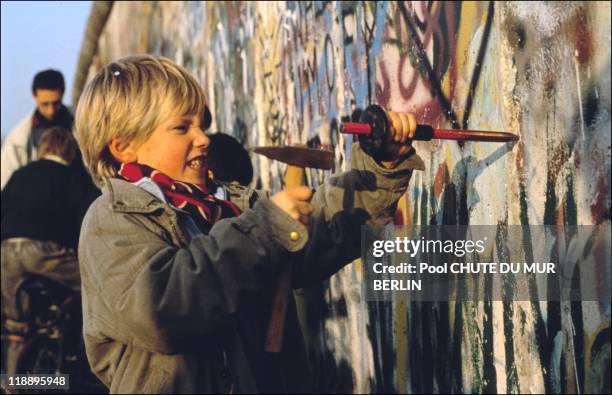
[118, 163, 241, 234]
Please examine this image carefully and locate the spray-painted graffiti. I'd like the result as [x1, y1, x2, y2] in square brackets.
[85, 1, 610, 393]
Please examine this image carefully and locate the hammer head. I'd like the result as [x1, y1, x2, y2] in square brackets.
[253, 146, 334, 170]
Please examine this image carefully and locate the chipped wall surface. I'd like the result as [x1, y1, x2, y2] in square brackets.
[87, 2, 610, 393]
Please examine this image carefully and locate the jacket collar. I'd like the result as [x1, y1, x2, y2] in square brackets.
[104, 178, 168, 214]
[40, 154, 69, 166]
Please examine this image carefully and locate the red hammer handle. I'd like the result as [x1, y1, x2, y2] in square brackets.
[342, 122, 372, 135]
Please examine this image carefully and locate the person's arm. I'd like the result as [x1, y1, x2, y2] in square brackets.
[1, 116, 32, 190]
[292, 143, 424, 287]
[79, 196, 307, 354]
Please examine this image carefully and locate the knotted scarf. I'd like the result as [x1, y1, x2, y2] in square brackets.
[118, 163, 241, 234]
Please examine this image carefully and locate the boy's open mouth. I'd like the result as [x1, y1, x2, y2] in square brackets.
[187, 156, 206, 170]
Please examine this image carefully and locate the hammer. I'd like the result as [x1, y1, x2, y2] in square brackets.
[253, 145, 334, 353]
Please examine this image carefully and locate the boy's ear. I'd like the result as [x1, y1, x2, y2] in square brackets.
[108, 138, 138, 163]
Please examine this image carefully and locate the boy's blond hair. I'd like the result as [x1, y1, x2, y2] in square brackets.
[75, 55, 209, 187]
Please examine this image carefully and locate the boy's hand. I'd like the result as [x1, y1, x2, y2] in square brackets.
[380, 111, 416, 168]
[271, 186, 314, 226]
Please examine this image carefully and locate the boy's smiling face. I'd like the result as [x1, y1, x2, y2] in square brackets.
[133, 113, 210, 185]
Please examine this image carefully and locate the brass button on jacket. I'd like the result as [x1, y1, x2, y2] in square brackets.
[290, 231, 299, 241]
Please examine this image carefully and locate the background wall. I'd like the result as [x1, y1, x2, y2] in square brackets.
[81, 1, 610, 393]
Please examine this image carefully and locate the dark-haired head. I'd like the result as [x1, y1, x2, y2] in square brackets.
[207, 133, 253, 186]
[32, 69, 65, 94]
[32, 69, 66, 122]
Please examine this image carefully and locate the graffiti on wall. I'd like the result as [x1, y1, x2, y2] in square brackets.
[88, 1, 610, 393]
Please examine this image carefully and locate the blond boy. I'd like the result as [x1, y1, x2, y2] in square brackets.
[75, 54, 423, 393]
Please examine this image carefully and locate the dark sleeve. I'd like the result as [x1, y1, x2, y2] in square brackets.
[0, 170, 20, 225]
[291, 143, 424, 288]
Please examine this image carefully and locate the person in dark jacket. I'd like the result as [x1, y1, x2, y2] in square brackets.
[1, 127, 102, 390]
[1, 126, 99, 313]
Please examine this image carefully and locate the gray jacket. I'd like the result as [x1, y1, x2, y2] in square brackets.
[78, 144, 424, 393]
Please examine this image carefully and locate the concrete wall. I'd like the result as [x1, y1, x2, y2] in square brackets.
[84, 2, 610, 393]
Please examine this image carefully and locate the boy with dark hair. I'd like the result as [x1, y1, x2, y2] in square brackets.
[206, 132, 259, 210]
